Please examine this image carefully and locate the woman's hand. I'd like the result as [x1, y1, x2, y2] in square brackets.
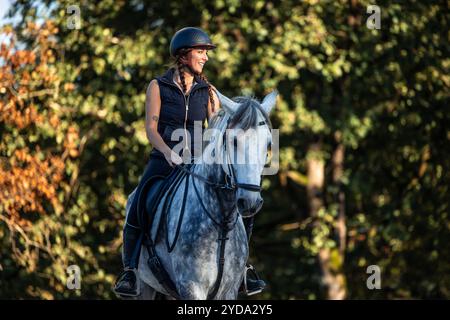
[164, 149, 184, 167]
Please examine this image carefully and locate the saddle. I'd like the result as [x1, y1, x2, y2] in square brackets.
[136, 164, 188, 234]
[132, 164, 191, 299]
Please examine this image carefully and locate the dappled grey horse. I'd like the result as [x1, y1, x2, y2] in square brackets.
[124, 90, 277, 299]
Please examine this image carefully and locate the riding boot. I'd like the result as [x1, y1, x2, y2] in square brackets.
[113, 225, 141, 297]
[241, 216, 266, 296]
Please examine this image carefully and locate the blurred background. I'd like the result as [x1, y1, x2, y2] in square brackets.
[0, 0, 448, 299]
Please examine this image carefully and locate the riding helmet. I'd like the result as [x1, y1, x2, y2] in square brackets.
[169, 27, 216, 57]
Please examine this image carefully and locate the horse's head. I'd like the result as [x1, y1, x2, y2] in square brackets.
[216, 90, 277, 217]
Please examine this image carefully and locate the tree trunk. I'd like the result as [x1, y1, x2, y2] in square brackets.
[307, 141, 347, 300]
[332, 132, 347, 258]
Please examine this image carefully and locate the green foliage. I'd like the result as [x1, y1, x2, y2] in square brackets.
[1, 0, 448, 299]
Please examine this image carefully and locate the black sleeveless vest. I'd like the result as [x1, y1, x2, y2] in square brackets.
[150, 67, 209, 159]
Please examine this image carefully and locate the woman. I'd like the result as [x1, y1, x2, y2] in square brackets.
[113, 27, 265, 297]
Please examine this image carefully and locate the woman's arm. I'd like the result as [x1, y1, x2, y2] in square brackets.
[207, 85, 221, 123]
[145, 79, 172, 157]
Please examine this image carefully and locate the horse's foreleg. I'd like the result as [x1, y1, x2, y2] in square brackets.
[177, 281, 208, 300]
[137, 279, 157, 300]
[223, 289, 239, 300]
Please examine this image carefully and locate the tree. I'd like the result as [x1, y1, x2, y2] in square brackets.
[2, 0, 448, 299]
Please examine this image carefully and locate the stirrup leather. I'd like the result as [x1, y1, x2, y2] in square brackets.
[113, 268, 141, 298]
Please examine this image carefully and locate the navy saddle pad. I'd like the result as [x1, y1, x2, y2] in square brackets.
[136, 164, 191, 231]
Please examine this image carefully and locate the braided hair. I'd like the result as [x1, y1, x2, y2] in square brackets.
[175, 48, 216, 113]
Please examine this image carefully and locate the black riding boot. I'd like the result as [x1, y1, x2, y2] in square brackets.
[113, 225, 141, 297]
[241, 216, 266, 296]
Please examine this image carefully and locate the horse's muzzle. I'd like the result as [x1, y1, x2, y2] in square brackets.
[237, 197, 264, 217]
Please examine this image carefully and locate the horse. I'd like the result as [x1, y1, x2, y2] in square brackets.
[124, 90, 277, 300]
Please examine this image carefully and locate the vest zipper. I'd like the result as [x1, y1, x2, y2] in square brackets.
[160, 78, 197, 157]
[183, 85, 195, 156]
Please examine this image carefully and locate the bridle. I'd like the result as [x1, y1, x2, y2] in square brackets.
[170, 116, 270, 300]
[178, 118, 269, 193]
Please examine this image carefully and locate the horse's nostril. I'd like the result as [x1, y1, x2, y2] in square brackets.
[257, 199, 264, 210]
[249, 199, 263, 214]
[237, 198, 247, 211]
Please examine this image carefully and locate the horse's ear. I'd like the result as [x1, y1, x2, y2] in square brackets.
[216, 90, 239, 115]
[261, 90, 278, 114]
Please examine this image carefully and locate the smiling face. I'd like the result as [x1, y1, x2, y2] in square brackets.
[180, 48, 209, 74]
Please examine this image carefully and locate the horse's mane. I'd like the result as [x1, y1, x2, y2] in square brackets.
[201, 96, 272, 163]
[228, 97, 272, 130]
[208, 96, 272, 132]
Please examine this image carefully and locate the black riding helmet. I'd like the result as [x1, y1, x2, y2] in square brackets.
[169, 27, 216, 57]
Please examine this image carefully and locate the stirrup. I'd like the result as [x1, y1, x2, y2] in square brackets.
[113, 268, 141, 298]
[241, 264, 265, 296]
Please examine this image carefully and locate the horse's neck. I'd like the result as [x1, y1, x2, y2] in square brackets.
[191, 116, 237, 219]
[192, 163, 236, 219]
